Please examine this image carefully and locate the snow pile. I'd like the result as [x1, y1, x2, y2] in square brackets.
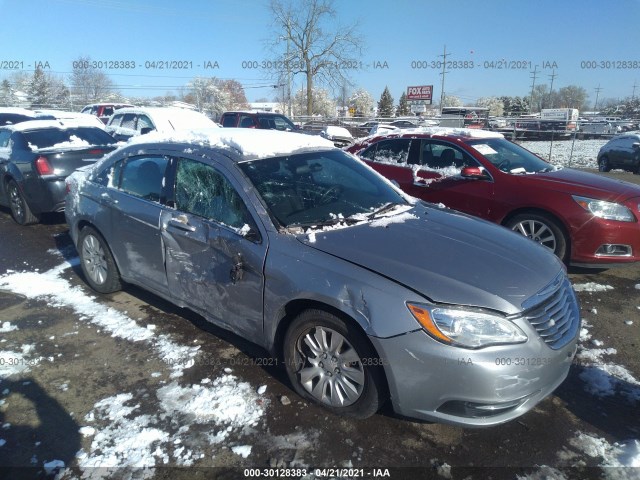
[77, 375, 265, 475]
[573, 283, 614, 293]
[0, 322, 18, 333]
[50, 135, 91, 149]
[570, 432, 640, 468]
[369, 211, 417, 228]
[576, 320, 640, 402]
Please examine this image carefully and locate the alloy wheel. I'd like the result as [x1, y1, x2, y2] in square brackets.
[82, 234, 108, 285]
[511, 219, 557, 252]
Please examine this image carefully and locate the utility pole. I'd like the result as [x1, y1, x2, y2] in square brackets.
[528, 65, 538, 114]
[632, 81, 637, 101]
[438, 45, 449, 115]
[547, 69, 557, 108]
[594, 84, 602, 112]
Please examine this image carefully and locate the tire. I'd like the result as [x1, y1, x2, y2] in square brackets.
[598, 156, 611, 172]
[7, 179, 40, 225]
[283, 309, 386, 419]
[506, 213, 568, 263]
[78, 226, 122, 293]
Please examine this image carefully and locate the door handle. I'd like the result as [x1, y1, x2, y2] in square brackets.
[230, 253, 244, 284]
[168, 214, 196, 232]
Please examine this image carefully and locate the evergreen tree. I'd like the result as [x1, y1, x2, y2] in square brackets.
[377, 86, 394, 118]
[29, 67, 50, 108]
[1, 79, 13, 106]
[396, 92, 410, 116]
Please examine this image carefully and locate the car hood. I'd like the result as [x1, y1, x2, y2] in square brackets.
[519, 168, 640, 202]
[297, 205, 563, 315]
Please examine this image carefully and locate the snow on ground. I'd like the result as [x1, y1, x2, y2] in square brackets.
[0, 258, 267, 475]
[576, 316, 640, 403]
[570, 432, 640, 469]
[573, 282, 614, 293]
[516, 139, 608, 169]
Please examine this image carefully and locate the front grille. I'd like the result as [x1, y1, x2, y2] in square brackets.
[522, 276, 580, 350]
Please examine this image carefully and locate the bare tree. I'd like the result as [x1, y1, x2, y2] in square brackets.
[269, 0, 363, 115]
[70, 56, 116, 107]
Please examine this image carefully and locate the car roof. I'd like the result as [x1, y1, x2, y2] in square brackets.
[223, 111, 287, 116]
[110, 106, 218, 130]
[0, 107, 37, 115]
[126, 127, 335, 160]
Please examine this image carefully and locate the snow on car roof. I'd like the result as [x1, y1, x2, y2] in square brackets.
[0, 107, 37, 115]
[388, 126, 504, 139]
[114, 106, 218, 131]
[3, 119, 104, 131]
[128, 128, 335, 159]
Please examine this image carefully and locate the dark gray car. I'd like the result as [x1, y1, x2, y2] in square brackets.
[597, 132, 640, 173]
[65, 129, 580, 426]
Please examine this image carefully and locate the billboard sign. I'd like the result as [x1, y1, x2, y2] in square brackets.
[407, 85, 433, 102]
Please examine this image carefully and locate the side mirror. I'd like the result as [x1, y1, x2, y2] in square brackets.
[632, 142, 640, 149]
[461, 166, 488, 179]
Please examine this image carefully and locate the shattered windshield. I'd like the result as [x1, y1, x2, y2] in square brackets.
[239, 149, 407, 228]
[468, 137, 556, 174]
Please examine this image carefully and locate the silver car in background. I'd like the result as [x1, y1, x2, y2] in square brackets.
[65, 129, 580, 426]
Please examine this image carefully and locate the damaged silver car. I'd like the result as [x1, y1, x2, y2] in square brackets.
[65, 129, 580, 426]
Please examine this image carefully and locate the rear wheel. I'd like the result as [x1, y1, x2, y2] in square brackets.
[7, 179, 39, 225]
[78, 226, 121, 293]
[283, 309, 386, 419]
[598, 156, 611, 172]
[506, 213, 568, 262]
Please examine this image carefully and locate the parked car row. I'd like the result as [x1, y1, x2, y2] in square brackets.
[64, 128, 581, 426]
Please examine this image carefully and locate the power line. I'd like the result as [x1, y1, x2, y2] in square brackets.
[438, 45, 449, 115]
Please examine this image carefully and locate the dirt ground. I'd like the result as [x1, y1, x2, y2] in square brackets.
[0, 168, 638, 480]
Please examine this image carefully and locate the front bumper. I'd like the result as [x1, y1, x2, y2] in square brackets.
[371, 324, 578, 427]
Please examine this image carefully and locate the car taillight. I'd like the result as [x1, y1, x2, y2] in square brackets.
[35, 156, 54, 175]
[87, 149, 105, 154]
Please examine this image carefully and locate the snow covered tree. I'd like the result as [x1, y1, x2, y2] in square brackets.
[28, 67, 49, 108]
[1, 80, 13, 106]
[396, 92, 411, 116]
[377, 86, 394, 118]
[293, 87, 336, 117]
[556, 85, 588, 111]
[475, 96, 504, 116]
[187, 77, 230, 119]
[501, 96, 530, 116]
[348, 88, 374, 117]
[442, 95, 462, 108]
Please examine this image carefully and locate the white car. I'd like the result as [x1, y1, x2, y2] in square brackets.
[34, 109, 106, 129]
[105, 106, 218, 141]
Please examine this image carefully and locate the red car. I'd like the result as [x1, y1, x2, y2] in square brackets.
[347, 129, 640, 267]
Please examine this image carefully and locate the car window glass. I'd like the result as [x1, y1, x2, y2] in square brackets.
[119, 156, 168, 202]
[222, 114, 237, 127]
[371, 139, 411, 164]
[272, 116, 292, 130]
[102, 107, 114, 117]
[0, 130, 11, 148]
[175, 158, 252, 230]
[239, 115, 255, 128]
[418, 141, 472, 169]
[358, 144, 377, 160]
[94, 159, 124, 188]
[137, 115, 154, 131]
[109, 114, 124, 127]
[120, 113, 137, 130]
[21, 127, 116, 149]
[258, 117, 275, 129]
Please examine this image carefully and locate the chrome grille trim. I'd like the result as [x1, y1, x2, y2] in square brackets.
[521, 276, 580, 350]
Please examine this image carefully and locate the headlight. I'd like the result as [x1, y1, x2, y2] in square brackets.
[407, 303, 527, 349]
[572, 195, 635, 222]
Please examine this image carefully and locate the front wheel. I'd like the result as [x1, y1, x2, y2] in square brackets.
[78, 226, 122, 293]
[506, 213, 568, 263]
[283, 309, 386, 419]
[598, 156, 611, 172]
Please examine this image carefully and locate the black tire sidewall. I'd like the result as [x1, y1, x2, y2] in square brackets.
[598, 156, 610, 172]
[8, 180, 38, 225]
[283, 309, 384, 419]
[78, 226, 121, 294]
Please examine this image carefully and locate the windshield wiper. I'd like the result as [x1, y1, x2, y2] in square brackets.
[290, 216, 361, 229]
[367, 202, 404, 219]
